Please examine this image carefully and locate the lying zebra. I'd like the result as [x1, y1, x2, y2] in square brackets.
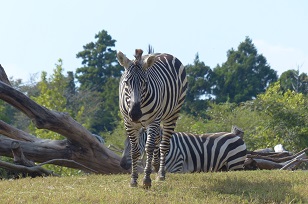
[120, 126, 247, 173]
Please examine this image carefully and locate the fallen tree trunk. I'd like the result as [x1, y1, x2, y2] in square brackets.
[0, 64, 129, 175]
[244, 148, 308, 170]
[0, 160, 56, 177]
[0, 141, 57, 178]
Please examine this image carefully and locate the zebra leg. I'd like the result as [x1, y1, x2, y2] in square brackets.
[128, 130, 141, 187]
[143, 126, 159, 188]
[157, 124, 175, 181]
[152, 134, 161, 172]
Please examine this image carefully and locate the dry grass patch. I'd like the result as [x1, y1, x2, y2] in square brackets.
[0, 170, 307, 203]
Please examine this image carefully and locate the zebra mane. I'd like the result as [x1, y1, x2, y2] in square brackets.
[134, 49, 143, 62]
[148, 45, 154, 54]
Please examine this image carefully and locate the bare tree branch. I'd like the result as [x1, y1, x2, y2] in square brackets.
[0, 64, 11, 86]
[0, 120, 38, 142]
[38, 159, 98, 173]
[0, 160, 58, 177]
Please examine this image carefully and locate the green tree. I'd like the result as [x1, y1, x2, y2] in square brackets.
[176, 83, 308, 152]
[280, 69, 308, 94]
[75, 30, 122, 132]
[29, 59, 86, 175]
[298, 72, 308, 94]
[30, 59, 70, 140]
[30, 59, 89, 139]
[75, 30, 123, 92]
[211, 37, 278, 103]
[252, 82, 308, 151]
[0, 101, 8, 122]
[88, 77, 120, 133]
[182, 54, 212, 116]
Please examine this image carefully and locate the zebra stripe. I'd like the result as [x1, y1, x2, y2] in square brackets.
[120, 127, 247, 173]
[117, 49, 187, 187]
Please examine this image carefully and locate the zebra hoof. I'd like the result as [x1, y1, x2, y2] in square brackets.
[130, 181, 138, 187]
[143, 178, 152, 188]
[157, 170, 166, 181]
[156, 175, 165, 181]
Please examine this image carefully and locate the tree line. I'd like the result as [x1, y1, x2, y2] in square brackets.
[1, 29, 308, 154]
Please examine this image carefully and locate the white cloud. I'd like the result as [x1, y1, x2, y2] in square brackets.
[254, 40, 308, 76]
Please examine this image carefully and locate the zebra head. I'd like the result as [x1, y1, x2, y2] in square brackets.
[117, 49, 157, 122]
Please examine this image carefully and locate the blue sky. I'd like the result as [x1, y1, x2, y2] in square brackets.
[1, 0, 307, 82]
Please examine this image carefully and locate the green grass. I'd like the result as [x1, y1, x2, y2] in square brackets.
[1, 170, 307, 204]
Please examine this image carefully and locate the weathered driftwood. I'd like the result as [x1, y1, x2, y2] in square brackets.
[0, 64, 11, 86]
[245, 148, 308, 170]
[0, 141, 57, 178]
[280, 151, 308, 170]
[0, 65, 129, 175]
[11, 141, 35, 167]
[0, 160, 56, 178]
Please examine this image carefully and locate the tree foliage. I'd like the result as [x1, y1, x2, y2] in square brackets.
[30, 59, 78, 140]
[75, 30, 122, 132]
[182, 54, 212, 116]
[176, 81, 308, 152]
[280, 69, 308, 94]
[253, 82, 308, 151]
[211, 37, 278, 103]
[27, 60, 90, 175]
[75, 30, 123, 92]
[88, 77, 120, 133]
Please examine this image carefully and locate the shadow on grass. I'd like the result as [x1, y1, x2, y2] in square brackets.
[205, 176, 304, 203]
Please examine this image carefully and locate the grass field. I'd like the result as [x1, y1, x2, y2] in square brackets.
[1, 170, 307, 204]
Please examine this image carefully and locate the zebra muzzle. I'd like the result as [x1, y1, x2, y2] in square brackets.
[129, 103, 142, 122]
[120, 157, 131, 170]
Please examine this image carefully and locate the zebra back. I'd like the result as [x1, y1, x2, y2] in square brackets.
[169, 132, 247, 172]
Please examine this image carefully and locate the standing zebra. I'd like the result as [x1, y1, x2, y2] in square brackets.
[120, 126, 247, 173]
[117, 49, 187, 187]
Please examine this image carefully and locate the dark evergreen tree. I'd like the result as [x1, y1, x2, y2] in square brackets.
[75, 30, 123, 132]
[182, 54, 212, 116]
[211, 37, 278, 103]
[90, 77, 120, 132]
[75, 30, 123, 92]
[299, 72, 308, 94]
[280, 69, 308, 94]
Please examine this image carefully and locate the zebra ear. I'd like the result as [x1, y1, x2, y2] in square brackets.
[143, 55, 157, 70]
[117, 51, 132, 69]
